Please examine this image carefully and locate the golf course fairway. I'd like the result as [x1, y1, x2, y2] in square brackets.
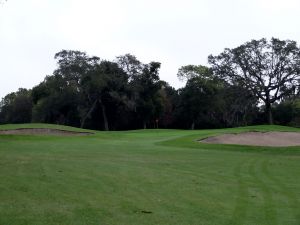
[0, 124, 299, 225]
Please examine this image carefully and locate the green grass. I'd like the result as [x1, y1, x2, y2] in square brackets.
[0, 124, 299, 225]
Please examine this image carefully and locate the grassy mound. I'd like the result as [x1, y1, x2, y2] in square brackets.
[0, 123, 95, 133]
[0, 124, 299, 225]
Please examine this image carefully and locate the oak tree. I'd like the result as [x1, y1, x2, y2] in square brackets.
[208, 38, 300, 124]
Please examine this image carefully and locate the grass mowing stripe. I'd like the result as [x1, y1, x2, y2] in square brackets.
[261, 159, 300, 224]
[228, 158, 251, 225]
[0, 124, 299, 225]
[249, 158, 277, 225]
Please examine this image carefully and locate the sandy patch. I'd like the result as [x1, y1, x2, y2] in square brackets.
[200, 131, 300, 147]
[0, 128, 93, 136]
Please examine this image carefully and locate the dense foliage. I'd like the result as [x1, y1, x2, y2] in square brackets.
[209, 38, 300, 124]
[1, 38, 300, 130]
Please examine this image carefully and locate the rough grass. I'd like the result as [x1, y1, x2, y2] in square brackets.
[0, 124, 299, 225]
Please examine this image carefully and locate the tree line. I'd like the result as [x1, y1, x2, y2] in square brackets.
[1, 38, 300, 130]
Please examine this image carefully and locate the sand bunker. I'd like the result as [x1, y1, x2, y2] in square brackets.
[200, 131, 300, 147]
[0, 128, 93, 136]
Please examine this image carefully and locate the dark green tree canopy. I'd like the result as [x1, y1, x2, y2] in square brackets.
[208, 38, 300, 124]
[2, 40, 300, 129]
[116, 54, 142, 80]
[0, 88, 32, 124]
[54, 50, 100, 85]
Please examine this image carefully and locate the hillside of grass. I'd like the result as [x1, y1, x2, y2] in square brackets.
[0, 123, 97, 133]
[0, 124, 299, 225]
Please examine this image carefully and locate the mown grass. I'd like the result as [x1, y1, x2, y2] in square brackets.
[0, 124, 299, 225]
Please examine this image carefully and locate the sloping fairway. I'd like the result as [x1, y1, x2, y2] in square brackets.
[0, 124, 299, 225]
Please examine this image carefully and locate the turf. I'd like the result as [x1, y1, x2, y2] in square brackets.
[0, 124, 299, 225]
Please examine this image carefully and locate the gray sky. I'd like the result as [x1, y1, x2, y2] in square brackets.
[1, 0, 300, 99]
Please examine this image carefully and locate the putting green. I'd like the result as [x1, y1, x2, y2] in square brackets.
[0, 124, 299, 225]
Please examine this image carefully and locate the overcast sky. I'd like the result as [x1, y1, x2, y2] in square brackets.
[1, 0, 300, 99]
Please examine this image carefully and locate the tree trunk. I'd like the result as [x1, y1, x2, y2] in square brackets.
[100, 101, 109, 131]
[80, 99, 98, 128]
[143, 121, 147, 129]
[265, 101, 273, 125]
[191, 121, 195, 130]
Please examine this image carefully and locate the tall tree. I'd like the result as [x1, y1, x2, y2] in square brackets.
[208, 38, 300, 124]
[130, 61, 162, 129]
[157, 81, 178, 128]
[116, 54, 142, 80]
[54, 50, 99, 86]
[218, 83, 259, 127]
[52, 50, 100, 128]
[31, 75, 80, 126]
[178, 76, 223, 129]
[80, 60, 128, 130]
[176, 65, 223, 129]
[117, 54, 164, 129]
[273, 97, 300, 126]
[31, 50, 99, 126]
[0, 88, 33, 124]
[176, 65, 258, 128]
